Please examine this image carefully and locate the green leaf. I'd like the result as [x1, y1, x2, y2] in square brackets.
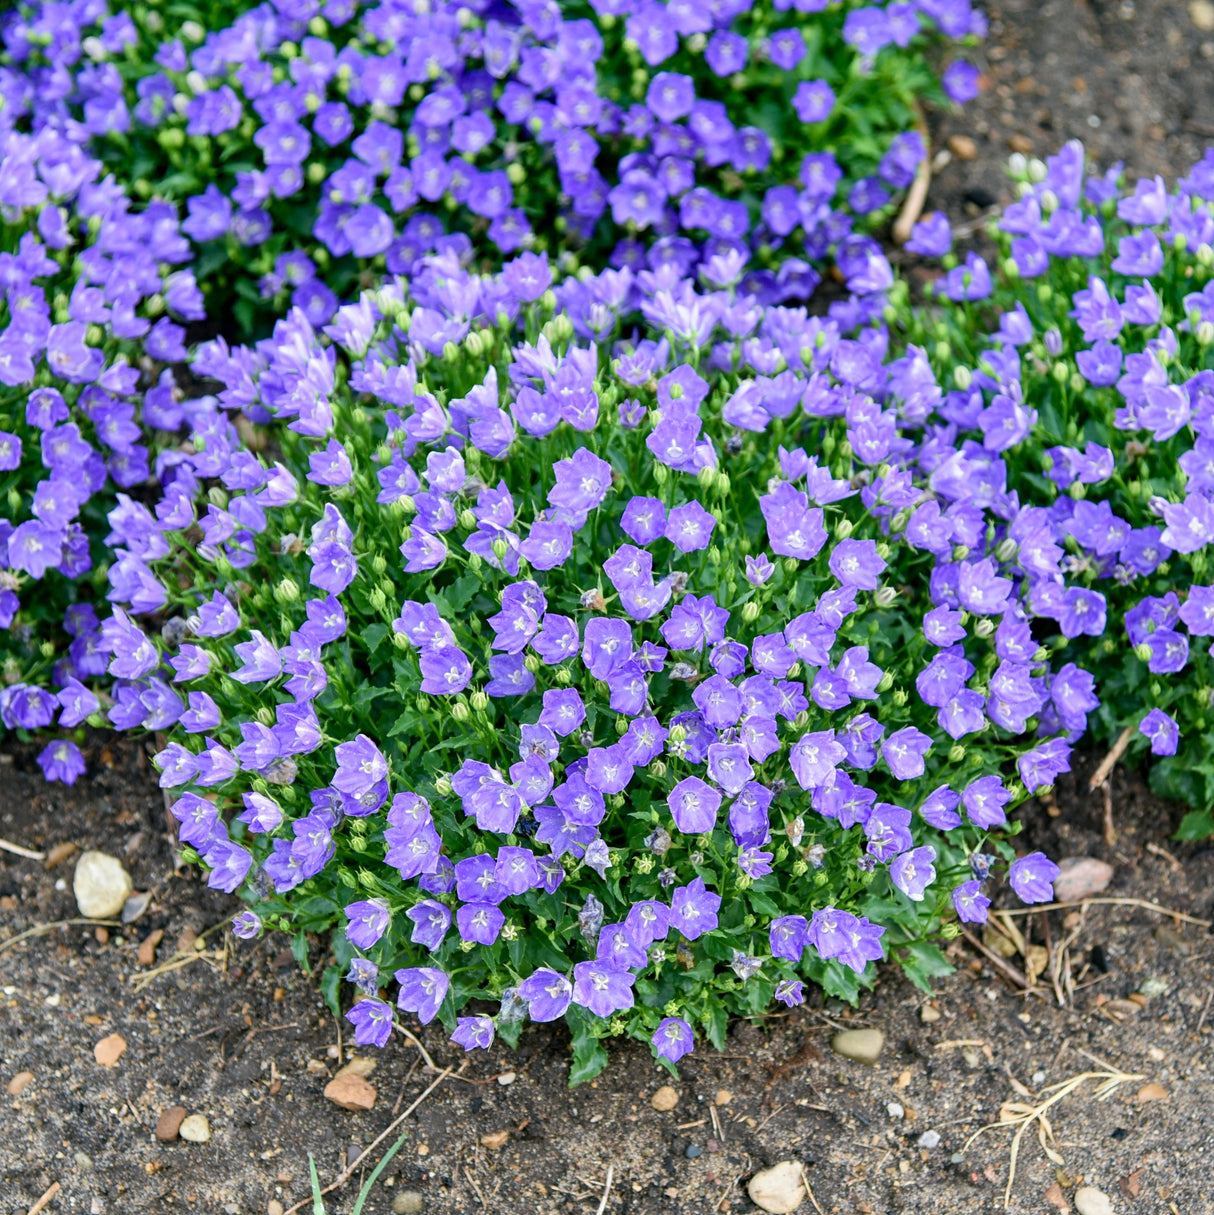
[703, 999, 728, 1051]
[363, 622, 390, 655]
[898, 942, 955, 995]
[1175, 807, 1214, 840]
[291, 930, 312, 975]
[566, 1006, 610, 1087]
[319, 964, 343, 1020]
[351, 1129, 411, 1215]
[308, 1152, 326, 1214]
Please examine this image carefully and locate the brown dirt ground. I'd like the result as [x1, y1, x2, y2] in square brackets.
[922, 0, 1214, 233]
[2, 734, 1213, 1215]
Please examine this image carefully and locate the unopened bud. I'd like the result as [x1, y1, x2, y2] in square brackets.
[273, 578, 299, 604]
[873, 586, 896, 608]
[451, 702, 469, 722]
[834, 518, 853, 540]
[973, 617, 995, 638]
[953, 365, 971, 390]
[470, 690, 489, 712]
[742, 601, 760, 623]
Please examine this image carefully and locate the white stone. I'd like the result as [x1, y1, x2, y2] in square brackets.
[917, 1130, 941, 1149]
[178, 1114, 211, 1143]
[747, 1161, 805, 1214]
[886, 1102, 904, 1120]
[73, 851, 133, 919]
[829, 1028, 885, 1065]
[1074, 1186, 1114, 1215]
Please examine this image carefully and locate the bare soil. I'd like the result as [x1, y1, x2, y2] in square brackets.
[2, 734, 1213, 1215]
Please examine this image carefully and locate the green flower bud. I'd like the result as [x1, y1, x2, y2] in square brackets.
[1198, 321, 1214, 347]
[368, 587, 387, 613]
[892, 688, 908, 707]
[1134, 642, 1153, 663]
[524, 653, 540, 674]
[491, 536, 509, 562]
[392, 632, 410, 651]
[669, 724, 687, 744]
[791, 859, 808, 877]
[451, 702, 470, 722]
[1198, 243, 1214, 267]
[873, 586, 897, 608]
[742, 601, 761, 623]
[783, 556, 799, 574]
[953, 544, 971, 561]
[256, 706, 274, 726]
[834, 518, 853, 540]
[948, 744, 966, 763]
[470, 690, 489, 712]
[649, 760, 666, 780]
[556, 667, 572, 686]
[875, 671, 894, 694]
[434, 776, 453, 797]
[973, 617, 995, 638]
[273, 578, 300, 605]
[794, 710, 809, 729]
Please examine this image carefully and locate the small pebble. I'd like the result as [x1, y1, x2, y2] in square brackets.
[179, 1114, 211, 1143]
[75, 1152, 93, 1171]
[830, 1028, 885, 1065]
[714, 1089, 732, 1106]
[73, 851, 133, 919]
[886, 1102, 904, 1120]
[1074, 1186, 1114, 1215]
[93, 1033, 127, 1068]
[919, 1004, 941, 1023]
[650, 1085, 679, 1112]
[917, 1130, 940, 1150]
[747, 1161, 806, 1214]
[1136, 1083, 1168, 1103]
[1052, 857, 1114, 902]
[156, 1107, 188, 1142]
[393, 1192, 424, 1215]
[1139, 976, 1169, 999]
[496, 1071, 516, 1086]
[1032, 1071, 1046, 1086]
[6, 1071, 33, 1096]
[685, 1144, 703, 1159]
[1192, 0, 1214, 31]
[268, 1203, 285, 1215]
[947, 134, 977, 160]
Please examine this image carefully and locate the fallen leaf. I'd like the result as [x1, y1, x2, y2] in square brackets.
[1045, 1181, 1071, 1212]
[480, 1130, 510, 1150]
[1118, 1169, 1142, 1199]
[94, 1033, 127, 1068]
[1136, 1083, 1167, 1103]
[45, 841, 79, 869]
[334, 1056, 377, 1080]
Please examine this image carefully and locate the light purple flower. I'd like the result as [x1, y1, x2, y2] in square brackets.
[1008, 852, 1062, 904]
[652, 1016, 694, 1063]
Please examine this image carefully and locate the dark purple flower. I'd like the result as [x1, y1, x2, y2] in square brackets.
[346, 997, 393, 1048]
[395, 967, 449, 1024]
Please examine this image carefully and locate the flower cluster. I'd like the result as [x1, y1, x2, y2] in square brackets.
[89, 236, 1087, 1078]
[1, 0, 983, 333]
[0, 123, 206, 781]
[898, 140, 1214, 838]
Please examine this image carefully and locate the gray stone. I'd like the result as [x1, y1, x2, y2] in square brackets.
[393, 1192, 424, 1215]
[917, 1130, 941, 1150]
[829, 1028, 885, 1065]
[73, 851, 133, 919]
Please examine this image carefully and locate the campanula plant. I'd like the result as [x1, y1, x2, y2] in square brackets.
[93, 238, 1086, 1082]
[895, 140, 1214, 838]
[0, 124, 208, 782]
[1, 0, 984, 335]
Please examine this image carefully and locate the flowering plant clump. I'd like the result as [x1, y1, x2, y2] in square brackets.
[895, 141, 1214, 838]
[1, 0, 983, 334]
[92, 237, 1092, 1080]
[0, 124, 207, 782]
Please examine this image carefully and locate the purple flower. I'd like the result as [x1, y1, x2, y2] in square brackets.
[1139, 708, 1179, 756]
[406, 900, 451, 952]
[962, 775, 1011, 829]
[38, 739, 86, 784]
[792, 80, 835, 124]
[890, 846, 937, 901]
[668, 776, 721, 835]
[665, 501, 716, 552]
[952, 879, 990, 923]
[346, 998, 394, 1048]
[345, 899, 391, 950]
[830, 539, 886, 590]
[232, 911, 262, 940]
[652, 1017, 694, 1063]
[882, 727, 932, 780]
[647, 72, 695, 124]
[395, 967, 449, 1025]
[770, 915, 809, 962]
[942, 61, 981, 104]
[452, 1016, 495, 1051]
[1008, 852, 1062, 904]
[669, 877, 721, 941]
[572, 961, 636, 1017]
[864, 803, 914, 861]
[518, 968, 573, 1021]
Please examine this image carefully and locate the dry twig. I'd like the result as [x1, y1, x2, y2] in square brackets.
[996, 897, 1209, 927]
[802, 1170, 825, 1215]
[393, 1022, 438, 1071]
[0, 837, 46, 861]
[27, 1182, 61, 1215]
[0, 918, 121, 955]
[1101, 780, 1116, 847]
[595, 1164, 615, 1215]
[959, 927, 1030, 988]
[1088, 724, 1135, 790]
[965, 1064, 1144, 1208]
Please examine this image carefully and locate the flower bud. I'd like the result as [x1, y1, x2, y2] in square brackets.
[1198, 242, 1214, 267]
[649, 760, 666, 780]
[273, 578, 300, 604]
[1134, 642, 1153, 663]
[873, 586, 897, 608]
[451, 702, 470, 722]
[256, 706, 275, 726]
[875, 671, 894, 694]
[697, 464, 715, 488]
[890, 508, 910, 533]
[1198, 321, 1214, 347]
[669, 724, 687, 744]
[434, 776, 453, 796]
[973, 617, 995, 638]
[794, 710, 809, 729]
[742, 601, 760, 623]
[652, 461, 669, 485]
[783, 556, 799, 574]
[952, 364, 971, 390]
[442, 341, 460, 363]
[465, 331, 483, 357]
[392, 632, 410, 651]
[491, 536, 509, 562]
[470, 690, 489, 712]
[892, 688, 908, 707]
[791, 859, 808, 877]
[524, 653, 540, 673]
[369, 587, 387, 613]
[952, 544, 970, 561]
[834, 518, 853, 540]
[371, 553, 387, 576]
[715, 471, 731, 497]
